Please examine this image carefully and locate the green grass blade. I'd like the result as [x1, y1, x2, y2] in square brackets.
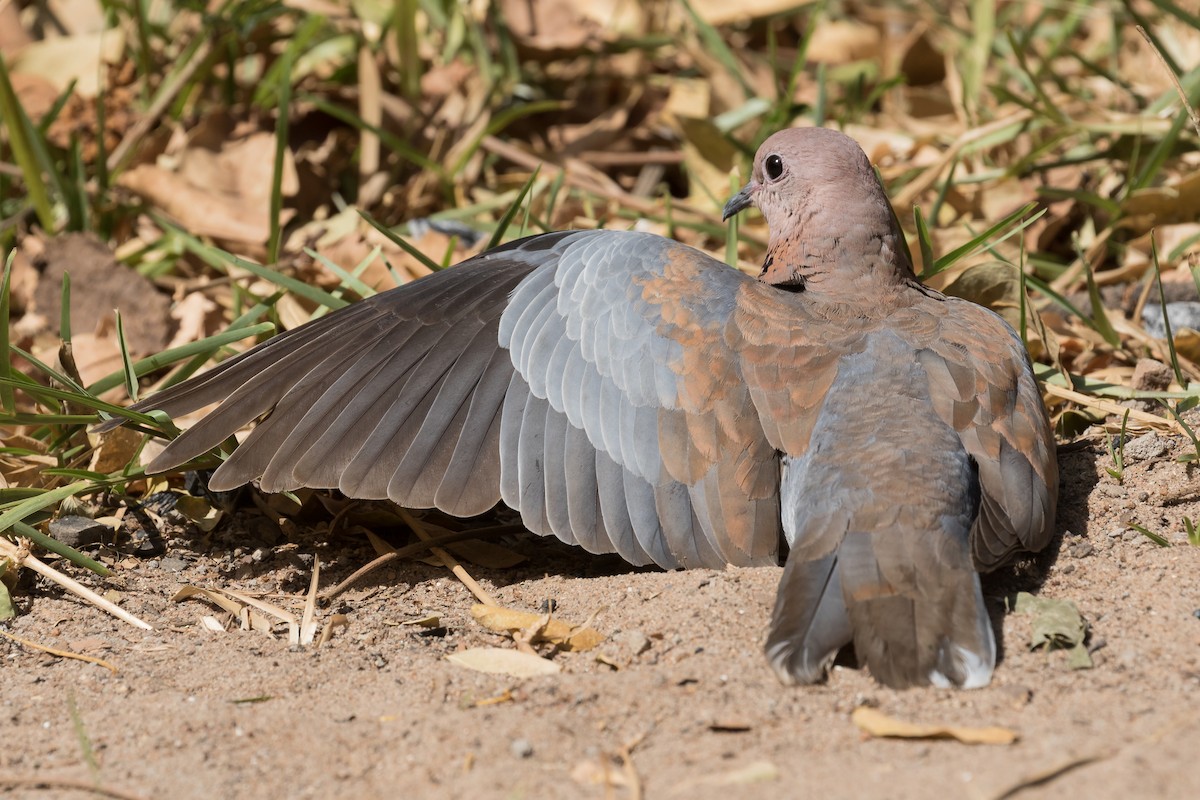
[0, 54, 55, 230]
[86, 321, 276, 396]
[679, 0, 753, 98]
[486, 167, 541, 250]
[114, 311, 139, 402]
[913, 206, 935, 280]
[1150, 236, 1186, 386]
[1074, 234, 1120, 348]
[1129, 522, 1170, 547]
[0, 481, 93, 536]
[927, 202, 1040, 277]
[0, 249, 14, 412]
[395, 0, 421, 101]
[358, 210, 443, 273]
[164, 223, 349, 310]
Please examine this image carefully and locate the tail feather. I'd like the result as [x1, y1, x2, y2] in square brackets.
[764, 553, 852, 685]
[767, 533, 996, 689]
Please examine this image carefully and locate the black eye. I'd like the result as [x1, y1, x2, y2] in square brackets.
[764, 154, 784, 181]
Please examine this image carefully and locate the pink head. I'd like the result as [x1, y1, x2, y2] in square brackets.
[724, 128, 914, 294]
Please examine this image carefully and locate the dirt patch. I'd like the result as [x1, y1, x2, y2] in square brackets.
[3, 436, 1200, 800]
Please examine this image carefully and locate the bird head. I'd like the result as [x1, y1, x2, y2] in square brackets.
[723, 127, 914, 292]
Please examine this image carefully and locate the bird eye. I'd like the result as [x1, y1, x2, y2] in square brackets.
[764, 154, 784, 181]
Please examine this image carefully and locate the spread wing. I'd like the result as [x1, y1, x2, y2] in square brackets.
[110, 230, 782, 570]
[910, 298, 1058, 570]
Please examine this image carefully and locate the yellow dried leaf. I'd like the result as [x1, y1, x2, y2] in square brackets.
[851, 706, 1018, 745]
[175, 496, 223, 532]
[445, 647, 561, 677]
[88, 425, 142, 475]
[172, 586, 244, 616]
[470, 604, 605, 651]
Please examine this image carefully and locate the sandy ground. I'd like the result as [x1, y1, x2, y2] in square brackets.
[3, 431, 1200, 800]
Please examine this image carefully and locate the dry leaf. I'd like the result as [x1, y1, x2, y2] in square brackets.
[12, 29, 126, 98]
[445, 647, 561, 677]
[851, 706, 1018, 745]
[806, 19, 883, 65]
[689, 0, 812, 26]
[1014, 592, 1092, 670]
[174, 496, 224, 533]
[571, 759, 631, 788]
[471, 603, 605, 651]
[88, 425, 143, 475]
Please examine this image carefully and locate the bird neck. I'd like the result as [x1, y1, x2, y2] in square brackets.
[759, 201, 918, 305]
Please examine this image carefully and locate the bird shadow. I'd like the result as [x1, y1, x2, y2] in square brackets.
[982, 442, 1100, 670]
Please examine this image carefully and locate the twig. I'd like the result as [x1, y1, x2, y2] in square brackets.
[985, 751, 1113, 800]
[891, 110, 1035, 209]
[318, 527, 508, 601]
[0, 775, 148, 800]
[1136, 25, 1200, 141]
[299, 553, 320, 645]
[1042, 383, 1184, 433]
[395, 508, 498, 606]
[0, 628, 118, 673]
[618, 729, 649, 800]
[0, 537, 153, 630]
[579, 150, 686, 168]
[107, 38, 214, 173]
[481, 135, 762, 240]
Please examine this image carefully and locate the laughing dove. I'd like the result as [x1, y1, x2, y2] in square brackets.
[103, 127, 1057, 688]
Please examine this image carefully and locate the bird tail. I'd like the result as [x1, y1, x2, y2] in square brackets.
[765, 530, 995, 690]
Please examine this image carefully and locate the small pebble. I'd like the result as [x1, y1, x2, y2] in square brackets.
[1142, 302, 1200, 339]
[1131, 358, 1173, 392]
[617, 630, 651, 656]
[48, 516, 109, 549]
[1122, 433, 1168, 463]
[511, 738, 534, 758]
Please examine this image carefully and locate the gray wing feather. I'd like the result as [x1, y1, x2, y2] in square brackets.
[119, 229, 781, 572]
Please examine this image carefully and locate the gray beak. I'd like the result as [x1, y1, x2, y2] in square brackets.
[722, 181, 758, 221]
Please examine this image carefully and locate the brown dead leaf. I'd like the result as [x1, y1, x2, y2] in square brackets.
[167, 292, 220, 350]
[88, 425, 143, 475]
[119, 164, 280, 246]
[10, 72, 62, 123]
[31, 233, 173, 357]
[174, 496, 224, 533]
[1123, 172, 1200, 227]
[806, 19, 883, 65]
[11, 28, 125, 98]
[445, 647, 561, 677]
[0, 2, 32, 54]
[689, 0, 813, 26]
[500, 0, 643, 55]
[118, 132, 298, 247]
[67, 319, 124, 387]
[851, 706, 1018, 745]
[67, 636, 110, 653]
[471, 603, 605, 651]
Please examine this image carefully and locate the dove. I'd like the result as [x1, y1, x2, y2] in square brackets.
[101, 127, 1057, 688]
